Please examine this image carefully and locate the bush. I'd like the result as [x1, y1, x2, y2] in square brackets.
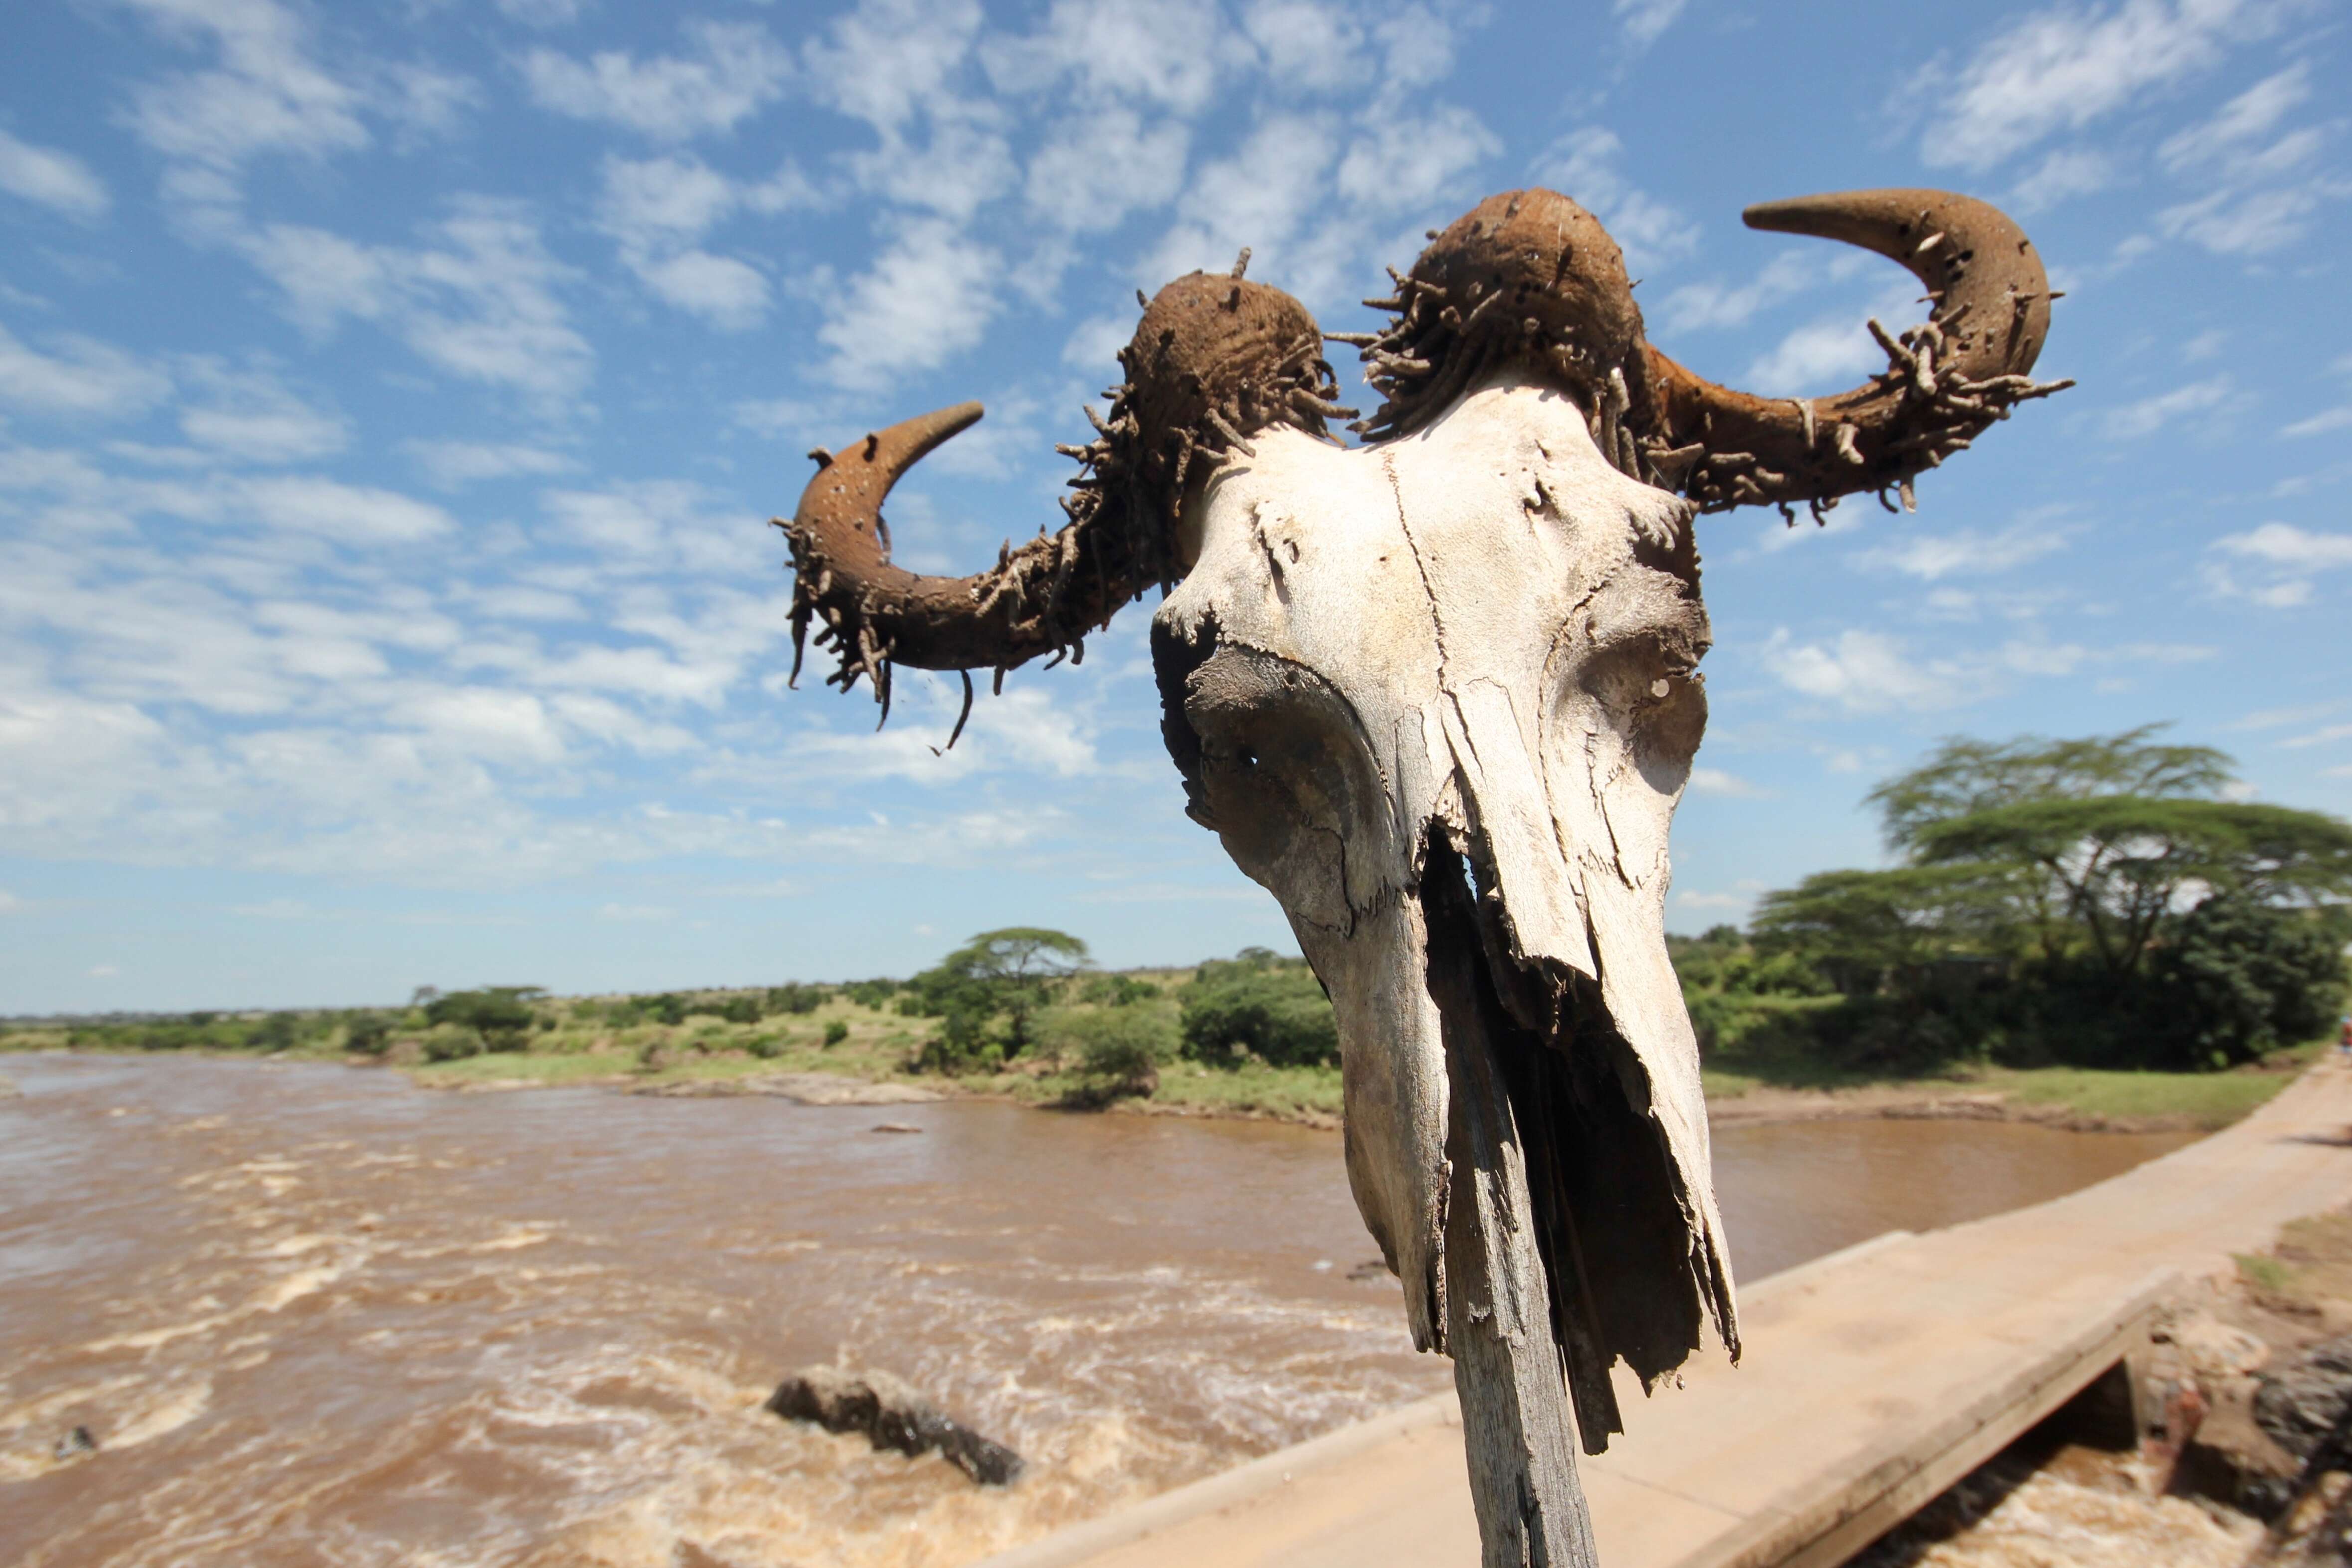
[422, 1026, 485, 1062]
[843, 978, 899, 1010]
[246, 1012, 300, 1052]
[765, 983, 826, 1016]
[746, 1032, 781, 1059]
[1180, 952, 1338, 1067]
[822, 1019, 849, 1047]
[638, 993, 689, 1027]
[344, 1013, 395, 1056]
[1080, 973, 1161, 1007]
[425, 988, 541, 1052]
[1057, 1005, 1179, 1095]
[917, 1006, 1000, 1074]
[712, 995, 762, 1025]
[2152, 898, 2349, 1067]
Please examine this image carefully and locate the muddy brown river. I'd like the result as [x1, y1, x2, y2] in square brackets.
[0, 1055, 2193, 1567]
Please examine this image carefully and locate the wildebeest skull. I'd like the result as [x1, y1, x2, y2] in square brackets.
[776, 187, 2063, 1451]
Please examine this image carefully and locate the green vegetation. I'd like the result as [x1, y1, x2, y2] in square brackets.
[901, 927, 1091, 1070]
[1709, 728, 2350, 1076]
[12, 747, 2341, 1139]
[1178, 948, 1339, 1067]
[0, 924, 1362, 1125]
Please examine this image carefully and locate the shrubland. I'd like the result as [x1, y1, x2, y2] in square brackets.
[9, 730, 2341, 1133]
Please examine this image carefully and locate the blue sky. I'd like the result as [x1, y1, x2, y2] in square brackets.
[1, 0, 2347, 1013]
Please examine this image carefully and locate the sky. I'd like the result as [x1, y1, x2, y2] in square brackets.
[1, 0, 2347, 1014]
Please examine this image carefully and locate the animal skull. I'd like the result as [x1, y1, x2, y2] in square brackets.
[1152, 368, 1725, 1437]
[774, 186, 2065, 1456]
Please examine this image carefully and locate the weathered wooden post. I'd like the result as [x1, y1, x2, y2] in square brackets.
[776, 185, 2065, 1566]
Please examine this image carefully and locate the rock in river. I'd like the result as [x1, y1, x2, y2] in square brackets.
[766, 1366, 1024, 1486]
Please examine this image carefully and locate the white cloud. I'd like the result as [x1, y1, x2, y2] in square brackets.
[2214, 522, 2352, 569]
[1757, 627, 2111, 712]
[536, 479, 772, 579]
[1144, 114, 1338, 287]
[2180, 328, 2228, 362]
[2282, 407, 2352, 439]
[1025, 109, 1191, 234]
[1761, 628, 1955, 711]
[1655, 251, 1839, 335]
[1370, 7, 1456, 95]
[982, 0, 1235, 118]
[1856, 521, 2072, 581]
[633, 250, 772, 332]
[238, 475, 455, 544]
[597, 152, 738, 246]
[2010, 147, 2115, 213]
[1917, 0, 2288, 171]
[241, 201, 591, 402]
[808, 0, 989, 130]
[0, 889, 23, 912]
[1673, 890, 1748, 911]
[1244, 0, 1373, 91]
[1614, 0, 1689, 48]
[593, 153, 804, 330]
[2206, 522, 2352, 606]
[2280, 723, 2352, 751]
[177, 364, 348, 463]
[1336, 105, 1497, 215]
[405, 440, 574, 489]
[117, 0, 370, 189]
[0, 326, 172, 419]
[496, 0, 582, 23]
[0, 129, 111, 218]
[1530, 127, 1696, 272]
[521, 20, 792, 140]
[2158, 61, 2311, 172]
[2096, 375, 2234, 439]
[1062, 312, 1135, 372]
[1740, 314, 1880, 397]
[1687, 767, 1769, 799]
[817, 219, 1002, 392]
[2157, 183, 2336, 256]
[598, 902, 676, 921]
[2226, 701, 2340, 731]
[397, 687, 567, 763]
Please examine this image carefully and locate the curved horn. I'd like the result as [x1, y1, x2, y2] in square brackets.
[1642, 189, 2072, 515]
[778, 258, 1343, 724]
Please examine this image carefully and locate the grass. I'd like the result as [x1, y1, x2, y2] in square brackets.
[1977, 1062, 2305, 1127]
[10, 981, 2328, 1135]
[2240, 1207, 2352, 1311]
[1700, 1042, 2321, 1130]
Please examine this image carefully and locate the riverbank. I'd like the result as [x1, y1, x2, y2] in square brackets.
[3, 988, 2321, 1135]
[395, 1036, 2327, 1135]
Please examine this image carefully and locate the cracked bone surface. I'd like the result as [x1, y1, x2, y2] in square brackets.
[1154, 372, 1730, 1389]
[774, 184, 2061, 1568]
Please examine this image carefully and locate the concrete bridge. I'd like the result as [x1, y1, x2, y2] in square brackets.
[979, 1065, 2352, 1568]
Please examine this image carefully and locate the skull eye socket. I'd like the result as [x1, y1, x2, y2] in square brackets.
[1164, 645, 1392, 935]
[1551, 616, 1710, 793]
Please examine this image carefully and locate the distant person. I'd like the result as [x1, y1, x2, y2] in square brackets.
[2339, 1016, 2352, 1063]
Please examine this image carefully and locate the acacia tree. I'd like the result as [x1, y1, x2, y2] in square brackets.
[1751, 863, 2023, 992]
[1871, 728, 2352, 983]
[912, 927, 1089, 1061]
[1752, 728, 2352, 1065]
